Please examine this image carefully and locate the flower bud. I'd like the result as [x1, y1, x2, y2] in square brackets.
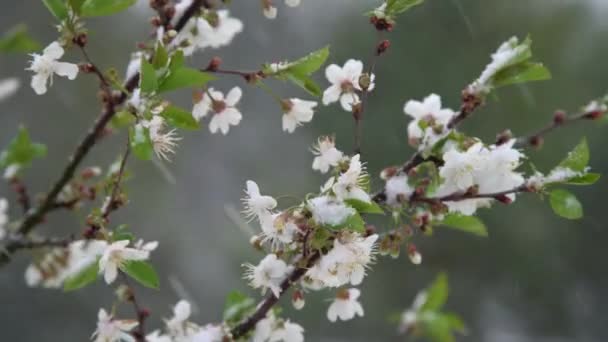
[407, 244, 422, 265]
[376, 39, 391, 55]
[553, 110, 567, 125]
[206, 57, 222, 71]
[292, 290, 305, 310]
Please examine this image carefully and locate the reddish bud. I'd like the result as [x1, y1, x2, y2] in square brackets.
[529, 135, 544, 148]
[376, 39, 391, 55]
[495, 194, 513, 204]
[495, 129, 513, 145]
[79, 63, 96, 74]
[72, 33, 88, 47]
[585, 110, 604, 120]
[206, 57, 222, 72]
[553, 110, 567, 125]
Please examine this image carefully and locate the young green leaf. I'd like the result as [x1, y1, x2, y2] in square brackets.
[286, 73, 322, 97]
[287, 46, 330, 76]
[63, 261, 99, 291]
[0, 24, 41, 53]
[492, 62, 551, 88]
[160, 105, 200, 130]
[152, 43, 169, 70]
[69, 0, 87, 13]
[223, 291, 255, 324]
[80, 0, 137, 17]
[566, 172, 600, 186]
[157, 68, 215, 93]
[344, 199, 384, 214]
[439, 214, 488, 237]
[121, 260, 160, 289]
[0, 126, 47, 171]
[129, 125, 154, 161]
[558, 137, 589, 172]
[386, 0, 425, 16]
[549, 189, 583, 220]
[42, 0, 69, 20]
[140, 58, 158, 94]
[420, 272, 448, 312]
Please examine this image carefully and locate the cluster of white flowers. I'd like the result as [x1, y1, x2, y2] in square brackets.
[168, 5, 243, 56]
[144, 300, 226, 342]
[253, 311, 304, 342]
[468, 36, 528, 95]
[262, 0, 302, 19]
[403, 93, 457, 151]
[27, 41, 79, 95]
[192, 87, 243, 135]
[0, 77, 20, 102]
[93, 309, 139, 342]
[322, 59, 375, 111]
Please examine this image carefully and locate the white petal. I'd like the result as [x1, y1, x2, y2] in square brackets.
[325, 64, 345, 84]
[342, 59, 363, 79]
[322, 84, 341, 105]
[43, 42, 64, 60]
[30, 73, 48, 95]
[53, 62, 79, 80]
[225, 86, 242, 106]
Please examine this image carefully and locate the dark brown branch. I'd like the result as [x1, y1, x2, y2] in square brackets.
[415, 184, 531, 204]
[2, 235, 74, 250]
[101, 139, 131, 219]
[9, 177, 31, 214]
[230, 253, 320, 339]
[120, 273, 149, 342]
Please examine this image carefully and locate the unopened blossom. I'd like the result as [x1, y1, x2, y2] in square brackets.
[327, 288, 364, 322]
[92, 309, 138, 342]
[0, 198, 8, 240]
[0, 77, 19, 102]
[192, 87, 243, 135]
[404, 94, 456, 149]
[307, 196, 355, 227]
[384, 175, 414, 206]
[141, 116, 181, 161]
[311, 136, 343, 173]
[262, 1, 278, 19]
[323, 59, 374, 111]
[333, 154, 371, 203]
[245, 253, 289, 297]
[242, 180, 278, 221]
[27, 41, 78, 95]
[308, 233, 378, 287]
[292, 290, 305, 310]
[281, 98, 317, 133]
[99, 240, 151, 284]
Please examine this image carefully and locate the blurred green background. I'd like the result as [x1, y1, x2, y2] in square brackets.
[1, 0, 607, 341]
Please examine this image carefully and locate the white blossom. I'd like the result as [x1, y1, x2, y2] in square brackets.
[192, 87, 243, 135]
[141, 116, 181, 161]
[281, 98, 317, 133]
[242, 180, 278, 221]
[404, 94, 456, 150]
[327, 288, 364, 322]
[311, 136, 343, 173]
[27, 41, 78, 95]
[384, 175, 414, 206]
[0, 77, 20, 102]
[191, 324, 225, 342]
[285, 0, 301, 6]
[125, 52, 143, 81]
[307, 196, 355, 227]
[259, 212, 299, 248]
[99, 240, 151, 284]
[253, 313, 304, 342]
[245, 253, 289, 297]
[145, 331, 171, 342]
[332, 154, 371, 203]
[323, 59, 373, 111]
[0, 198, 8, 240]
[198, 10, 243, 49]
[307, 233, 378, 287]
[263, 4, 278, 19]
[92, 309, 138, 342]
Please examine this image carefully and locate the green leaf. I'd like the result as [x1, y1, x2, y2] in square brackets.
[112, 225, 134, 242]
[69, 0, 87, 13]
[493, 62, 551, 88]
[157, 68, 215, 93]
[129, 125, 154, 161]
[330, 212, 365, 233]
[566, 172, 600, 185]
[80, 0, 137, 17]
[160, 105, 199, 130]
[140, 58, 158, 94]
[42, 0, 69, 20]
[63, 261, 99, 291]
[419, 312, 456, 342]
[386, 0, 425, 16]
[558, 137, 589, 172]
[310, 227, 332, 250]
[287, 46, 330, 76]
[0, 126, 47, 171]
[152, 43, 169, 70]
[439, 214, 488, 237]
[223, 291, 255, 324]
[344, 199, 384, 214]
[549, 189, 583, 220]
[286, 72, 322, 97]
[121, 260, 160, 289]
[111, 110, 136, 129]
[0, 24, 41, 53]
[421, 272, 449, 312]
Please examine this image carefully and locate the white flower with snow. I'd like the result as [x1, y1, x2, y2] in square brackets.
[384, 175, 414, 206]
[27, 42, 78, 95]
[323, 59, 373, 111]
[332, 154, 371, 203]
[327, 288, 364, 322]
[192, 87, 243, 135]
[307, 196, 355, 227]
[98, 240, 151, 284]
[312, 136, 343, 173]
[527, 167, 584, 189]
[92, 309, 138, 342]
[281, 98, 317, 133]
[198, 10, 244, 49]
[0, 198, 8, 240]
[125, 52, 143, 81]
[140, 116, 181, 161]
[0, 77, 20, 102]
[242, 180, 278, 221]
[245, 254, 289, 297]
[307, 233, 378, 287]
[259, 213, 299, 248]
[404, 94, 456, 150]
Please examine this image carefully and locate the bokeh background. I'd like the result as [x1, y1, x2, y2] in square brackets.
[1, 0, 607, 341]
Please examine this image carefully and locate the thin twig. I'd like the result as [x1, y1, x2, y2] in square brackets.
[514, 109, 599, 148]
